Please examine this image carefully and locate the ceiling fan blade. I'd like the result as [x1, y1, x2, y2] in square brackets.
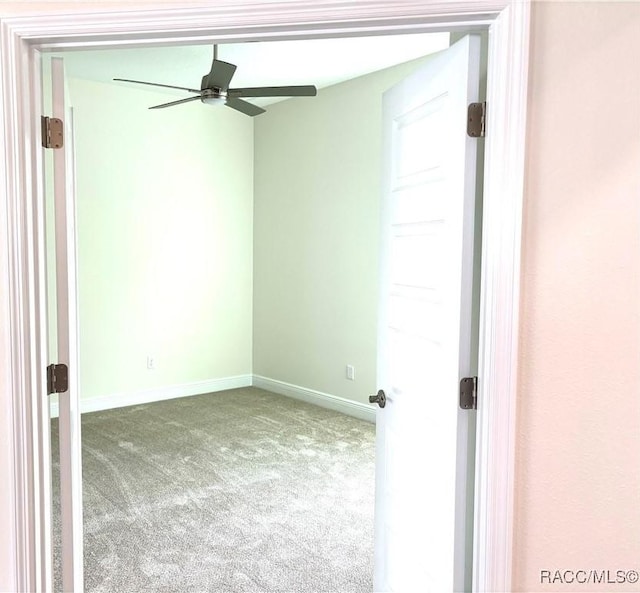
[113, 78, 201, 93]
[225, 98, 266, 117]
[201, 59, 237, 91]
[229, 85, 318, 98]
[149, 96, 202, 110]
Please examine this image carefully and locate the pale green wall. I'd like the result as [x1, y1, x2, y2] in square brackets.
[70, 78, 254, 400]
[253, 55, 437, 405]
[65, 54, 441, 406]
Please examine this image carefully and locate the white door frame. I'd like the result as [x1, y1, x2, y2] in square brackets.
[0, 2, 529, 592]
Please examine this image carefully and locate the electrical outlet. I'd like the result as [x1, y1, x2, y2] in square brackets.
[346, 365, 355, 381]
[147, 356, 156, 370]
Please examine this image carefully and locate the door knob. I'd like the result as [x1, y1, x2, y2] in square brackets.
[369, 389, 386, 408]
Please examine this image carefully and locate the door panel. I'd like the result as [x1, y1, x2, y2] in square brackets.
[374, 35, 481, 593]
[49, 56, 84, 593]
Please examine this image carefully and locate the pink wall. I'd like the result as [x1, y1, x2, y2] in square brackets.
[514, 2, 640, 591]
[1, 2, 639, 592]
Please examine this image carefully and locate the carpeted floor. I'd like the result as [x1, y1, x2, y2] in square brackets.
[51, 387, 375, 593]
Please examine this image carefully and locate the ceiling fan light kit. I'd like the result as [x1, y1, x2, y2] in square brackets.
[114, 45, 317, 116]
[200, 89, 227, 106]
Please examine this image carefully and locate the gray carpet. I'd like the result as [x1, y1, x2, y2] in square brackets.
[52, 387, 375, 592]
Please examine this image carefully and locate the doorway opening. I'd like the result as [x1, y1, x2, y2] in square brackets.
[45, 31, 485, 592]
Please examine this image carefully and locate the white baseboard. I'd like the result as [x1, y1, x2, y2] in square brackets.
[49, 375, 252, 418]
[49, 374, 376, 424]
[252, 375, 376, 423]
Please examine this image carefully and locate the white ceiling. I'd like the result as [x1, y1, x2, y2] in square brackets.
[54, 33, 450, 106]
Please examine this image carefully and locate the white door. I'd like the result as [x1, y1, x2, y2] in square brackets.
[48, 56, 85, 592]
[374, 35, 481, 593]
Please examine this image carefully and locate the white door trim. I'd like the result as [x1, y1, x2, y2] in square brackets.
[0, 2, 529, 591]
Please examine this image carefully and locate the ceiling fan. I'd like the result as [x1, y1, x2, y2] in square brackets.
[114, 45, 317, 116]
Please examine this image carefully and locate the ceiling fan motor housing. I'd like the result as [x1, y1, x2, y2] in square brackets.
[200, 87, 227, 105]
